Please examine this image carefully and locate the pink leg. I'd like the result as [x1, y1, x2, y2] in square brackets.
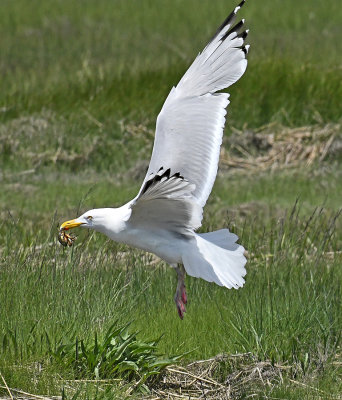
[174, 265, 187, 320]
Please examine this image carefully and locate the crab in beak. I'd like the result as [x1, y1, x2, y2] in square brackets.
[58, 219, 83, 247]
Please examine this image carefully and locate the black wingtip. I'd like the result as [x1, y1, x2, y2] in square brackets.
[240, 44, 250, 55]
[221, 18, 245, 42]
[228, 19, 245, 36]
[238, 29, 249, 40]
[173, 171, 185, 180]
[234, 0, 247, 14]
[208, 0, 247, 45]
[140, 168, 185, 195]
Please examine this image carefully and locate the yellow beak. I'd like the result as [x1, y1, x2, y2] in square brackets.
[60, 219, 84, 231]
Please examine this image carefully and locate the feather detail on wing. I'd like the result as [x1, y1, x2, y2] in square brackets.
[139, 167, 194, 201]
[130, 168, 202, 233]
[140, 1, 249, 208]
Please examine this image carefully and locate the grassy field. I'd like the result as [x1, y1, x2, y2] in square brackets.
[1, 0, 341, 399]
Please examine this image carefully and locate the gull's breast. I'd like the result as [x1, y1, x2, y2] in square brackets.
[113, 227, 189, 264]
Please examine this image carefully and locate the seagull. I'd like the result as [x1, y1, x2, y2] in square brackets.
[60, 0, 249, 319]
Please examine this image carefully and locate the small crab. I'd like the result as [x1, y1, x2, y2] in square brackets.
[58, 229, 76, 247]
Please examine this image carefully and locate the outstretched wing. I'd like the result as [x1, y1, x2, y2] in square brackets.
[129, 168, 202, 234]
[140, 0, 249, 208]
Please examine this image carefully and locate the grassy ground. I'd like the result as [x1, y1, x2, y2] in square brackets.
[1, 0, 341, 399]
[1, 168, 341, 399]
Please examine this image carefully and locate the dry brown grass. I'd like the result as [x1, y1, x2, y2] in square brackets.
[145, 352, 342, 400]
[1, 351, 341, 400]
[221, 123, 341, 172]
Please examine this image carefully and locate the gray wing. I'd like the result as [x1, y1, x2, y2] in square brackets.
[130, 168, 202, 233]
[139, 1, 249, 208]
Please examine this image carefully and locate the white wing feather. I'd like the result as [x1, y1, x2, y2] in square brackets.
[130, 171, 202, 233]
[123, 4, 249, 286]
[141, 2, 249, 208]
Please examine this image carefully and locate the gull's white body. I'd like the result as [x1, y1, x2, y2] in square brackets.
[90, 205, 184, 264]
[61, 1, 250, 315]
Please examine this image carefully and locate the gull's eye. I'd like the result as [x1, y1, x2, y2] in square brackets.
[86, 216, 93, 221]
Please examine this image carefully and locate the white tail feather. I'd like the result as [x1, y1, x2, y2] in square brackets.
[182, 230, 246, 289]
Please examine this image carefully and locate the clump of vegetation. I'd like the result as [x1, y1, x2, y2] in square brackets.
[49, 322, 184, 391]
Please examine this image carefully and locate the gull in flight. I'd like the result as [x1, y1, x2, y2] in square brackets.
[60, 0, 249, 319]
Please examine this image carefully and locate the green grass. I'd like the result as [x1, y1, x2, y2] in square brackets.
[1, 169, 341, 398]
[0, 0, 341, 130]
[1, 0, 342, 398]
